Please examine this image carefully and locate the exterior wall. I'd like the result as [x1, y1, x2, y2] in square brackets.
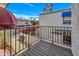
[72, 4, 79, 56]
[39, 12, 63, 26]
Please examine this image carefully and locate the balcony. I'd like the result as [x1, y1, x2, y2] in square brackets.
[19, 40, 72, 56]
[0, 26, 72, 56]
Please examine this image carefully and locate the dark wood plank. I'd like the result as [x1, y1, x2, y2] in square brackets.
[34, 44, 65, 56]
[34, 40, 72, 55]
[23, 50, 37, 56]
[31, 46, 55, 56]
[37, 43, 71, 56]
[32, 41, 68, 56]
[30, 47, 47, 56]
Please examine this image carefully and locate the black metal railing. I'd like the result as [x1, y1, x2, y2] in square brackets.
[0, 26, 39, 56]
[0, 26, 71, 56]
[39, 26, 71, 47]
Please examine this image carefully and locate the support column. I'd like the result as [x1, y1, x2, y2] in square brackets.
[72, 3, 79, 56]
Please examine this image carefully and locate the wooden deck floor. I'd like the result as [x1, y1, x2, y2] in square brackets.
[19, 40, 73, 56]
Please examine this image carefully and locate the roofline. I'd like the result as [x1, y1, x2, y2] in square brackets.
[17, 19, 33, 22]
[40, 8, 71, 15]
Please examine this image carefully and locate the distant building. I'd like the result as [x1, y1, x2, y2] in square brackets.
[17, 18, 32, 27]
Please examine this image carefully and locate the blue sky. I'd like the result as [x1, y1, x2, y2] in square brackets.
[6, 3, 72, 20]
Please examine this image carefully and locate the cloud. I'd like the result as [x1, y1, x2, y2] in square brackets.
[24, 3, 35, 7]
[13, 13, 39, 20]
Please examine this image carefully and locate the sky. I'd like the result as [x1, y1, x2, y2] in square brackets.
[6, 3, 72, 20]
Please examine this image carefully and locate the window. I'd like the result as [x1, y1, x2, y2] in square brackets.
[63, 16, 71, 24]
[63, 20, 71, 24]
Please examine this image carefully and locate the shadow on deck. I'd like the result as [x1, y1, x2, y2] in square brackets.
[18, 40, 73, 56]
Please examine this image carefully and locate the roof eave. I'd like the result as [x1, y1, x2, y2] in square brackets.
[40, 8, 71, 15]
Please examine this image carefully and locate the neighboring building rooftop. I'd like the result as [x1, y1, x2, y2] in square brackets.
[40, 8, 71, 15]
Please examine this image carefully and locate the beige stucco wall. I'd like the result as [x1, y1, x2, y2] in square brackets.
[72, 4, 79, 56]
[39, 12, 63, 26]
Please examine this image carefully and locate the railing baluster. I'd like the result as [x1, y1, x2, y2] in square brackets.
[39, 26, 40, 39]
[46, 26, 49, 40]
[10, 29, 12, 56]
[15, 28, 16, 54]
[56, 27, 58, 43]
[61, 27, 63, 44]
[18, 28, 20, 52]
[52, 26, 53, 44]
[50, 26, 51, 41]
[30, 26, 32, 45]
[4, 29, 6, 56]
[28, 27, 30, 50]
[45, 26, 46, 40]
[67, 27, 71, 46]
[53, 27, 55, 42]
[59, 27, 61, 44]
[23, 27, 26, 49]
[45, 27, 46, 39]
[43, 26, 44, 39]
[57, 27, 59, 43]
[70, 28, 71, 46]
[46, 26, 47, 40]
[47, 26, 48, 40]
[55, 27, 56, 43]
[63, 27, 65, 45]
[22, 27, 24, 49]
[48, 26, 49, 40]
[55, 27, 57, 42]
[40, 26, 41, 39]
[29, 26, 31, 45]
